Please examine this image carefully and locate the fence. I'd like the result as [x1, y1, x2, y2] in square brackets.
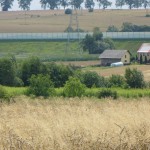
[0, 32, 149, 40]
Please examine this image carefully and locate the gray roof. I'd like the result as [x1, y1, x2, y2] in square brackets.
[99, 50, 129, 59]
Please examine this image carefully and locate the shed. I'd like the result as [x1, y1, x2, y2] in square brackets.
[99, 50, 131, 66]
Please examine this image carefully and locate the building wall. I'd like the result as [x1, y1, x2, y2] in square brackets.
[138, 53, 150, 63]
[121, 52, 131, 64]
[100, 58, 121, 66]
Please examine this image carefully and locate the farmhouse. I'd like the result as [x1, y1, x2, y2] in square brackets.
[137, 43, 150, 63]
[99, 50, 131, 66]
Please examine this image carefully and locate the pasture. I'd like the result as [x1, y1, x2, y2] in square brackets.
[1, 97, 150, 149]
[0, 39, 149, 61]
[0, 9, 149, 32]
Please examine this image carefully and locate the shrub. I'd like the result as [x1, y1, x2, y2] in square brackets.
[98, 89, 118, 99]
[65, 8, 72, 14]
[146, 14, 150, 17]
[125, 68, 145, 88]
[88, 8, 94, 12]
[13, 77, 24, 87]
[81, 71, 100, 88]
[109, 75, 125, 88]
[27, 74, 55, 97]
[107, 25, 119, 32]
[63, 77, 85, 97]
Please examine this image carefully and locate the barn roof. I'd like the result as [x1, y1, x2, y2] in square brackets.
[137, 43, 150, 53]
[99, 50, 129, 59]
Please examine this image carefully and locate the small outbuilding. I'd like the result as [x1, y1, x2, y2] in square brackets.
[137, 43, 150, 63]
[99, 50, 131, 66]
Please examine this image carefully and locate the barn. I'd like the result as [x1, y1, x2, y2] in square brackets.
[137, 43, 150, 63]
[99, 50, 131, 66]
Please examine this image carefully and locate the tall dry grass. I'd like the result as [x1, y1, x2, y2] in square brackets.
[1, 96, 150, 149]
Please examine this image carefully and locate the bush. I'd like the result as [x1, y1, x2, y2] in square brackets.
[27, 74, 55, 97]
[88, 8, 94, 12]
[98, 89, 118, 99]
[146, 14, 150, 17]
[63, 77, 85, 97]
[125, 68, 145, 88]
[13, 77, 24, 87]
[65, 8, 72, 14]
[109, 75, 125, 88]
[107, 25, 119, 32]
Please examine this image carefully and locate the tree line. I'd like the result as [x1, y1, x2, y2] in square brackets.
[0, 0, 150, 11]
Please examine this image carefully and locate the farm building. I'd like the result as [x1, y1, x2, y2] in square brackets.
[99, 50, 131, 66]
[137, 43, 150, 63]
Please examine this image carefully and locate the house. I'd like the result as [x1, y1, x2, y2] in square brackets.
[99, 50, 131, 66]
[137, 43, 150, 63]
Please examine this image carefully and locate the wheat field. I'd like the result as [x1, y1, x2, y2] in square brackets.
[0, 9, 149, 32]
[1, 96, 150, 149]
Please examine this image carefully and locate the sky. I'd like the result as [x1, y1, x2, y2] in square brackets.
[9, 0, 119, 11]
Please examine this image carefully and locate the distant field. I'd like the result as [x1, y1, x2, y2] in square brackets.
[0, 39, 149, 61]
[0, 9, 149, 32]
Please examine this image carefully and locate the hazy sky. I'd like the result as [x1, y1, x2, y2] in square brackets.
[10, 0, 118, 11]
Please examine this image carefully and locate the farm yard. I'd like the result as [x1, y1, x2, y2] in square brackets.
[0, 9, 149, 33]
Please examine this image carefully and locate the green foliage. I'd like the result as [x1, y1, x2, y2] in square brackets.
[107, 25, 119, 32]
[0, 0, 14, 11]
[0, 85, 8, 99]
[21, 57, 42, 86]
[144, 56, 147, 64]
[28, 74, 55, 97]
[121, 22, 150, 32]
[65, 8, 72, 14]
[0, 58, 16, 86]
[81, 27, 115, 54]
[125, 68, 145, 88]
[63, 77, 85, 97]
[46, 63, 74, 88]
[98, 89, 118, 99]
[81, 71, 100, 88]
[109, 74, 126, 88]
[85, 0, 95, 11]
[146, 14, 150, 17]
[13, 77, 24, 87]
[18, 0, 32, 10]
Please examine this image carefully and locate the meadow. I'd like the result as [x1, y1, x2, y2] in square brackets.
[1, 96, 150, 149]
[0, 39, 149, 61]
[0, 9, 149, 33]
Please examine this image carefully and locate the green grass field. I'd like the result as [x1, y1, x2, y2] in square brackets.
[0, 39, 149, 61]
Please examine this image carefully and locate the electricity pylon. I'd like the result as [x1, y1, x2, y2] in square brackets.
[66, 8, 82, 55]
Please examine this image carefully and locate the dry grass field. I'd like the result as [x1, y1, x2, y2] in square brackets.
[0, 9, 149, 33]
[1, 96, 150, 149]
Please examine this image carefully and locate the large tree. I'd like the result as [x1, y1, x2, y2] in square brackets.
[133, 0, 143, 8]
[125, 0, 134, 9]
[40, 0, 59, 10]
[0, 0, 14, 11]
[115, 0, 125, 8]
[60, 0, 69, 9]
[85, 0, 95, 10]
[142, 0, 150, 8]
[97, 0, 112, 9]
[70, 0, 84, 9]
[18, 0, 32, 10]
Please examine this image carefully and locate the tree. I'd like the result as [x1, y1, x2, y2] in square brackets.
[85, 0, 95, 10]
[133, 0, 143, 9]
[0, 58, 16, 86]
[0, 0, 14, 11]
[18, 0, 32, 10]
[142, 0, 150, 9]
[21, 57, 42, 86]
[97, 0, 112, 9]
[115, 0, 125, 8]
[28, 74, 55, 97]
[93, 27, 103, 41]
[125, 68, 145, 88]
[140, 55, 143, 64]
[63, 77, 85, 97]
[107, 25, 119, 32]
[125, 0, 134, 9]
[40, 0, 59, 10]
[60, 0, 69, 9]
[70, 0, 84, 9]
[144, 56, 147, 64]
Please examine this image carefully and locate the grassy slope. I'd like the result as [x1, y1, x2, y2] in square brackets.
[0, 39, 149, 61]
